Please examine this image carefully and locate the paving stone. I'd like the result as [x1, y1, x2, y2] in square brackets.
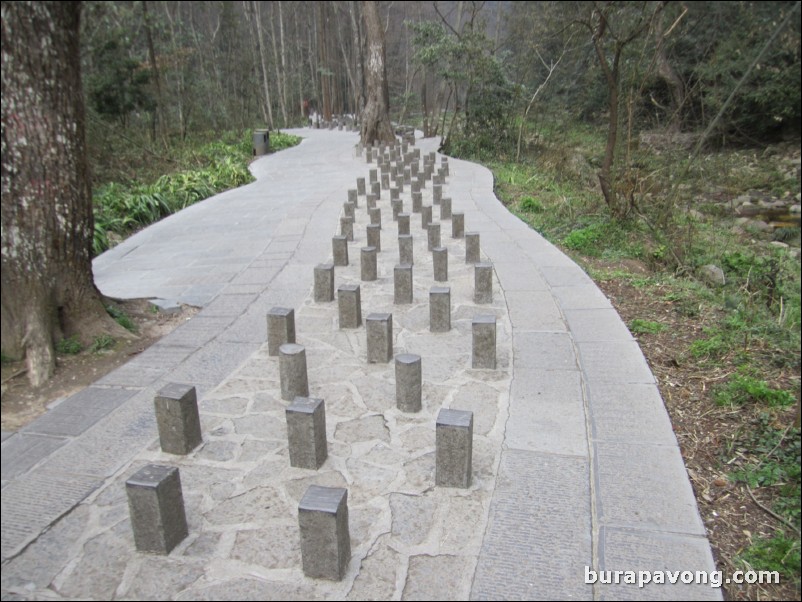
[389, 492, 437, 545]
[346, 535, 400, 601]
[588, 382, 677, 445]
[564, 308, 634, 342]
[231, 524, 301, 568]
[512, 332, 577, 371]
[1, 433, 68, 481]
[123, 557, 205, 600]
[577, 342, 656, 384]
[404, 554, 473, 601]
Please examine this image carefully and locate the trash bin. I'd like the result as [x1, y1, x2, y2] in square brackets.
[253, 129, 270, 156]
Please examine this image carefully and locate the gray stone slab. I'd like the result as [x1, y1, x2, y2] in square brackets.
[1, 433, 68, 482]
[577, 342, 656, 384]
[540, 265, 595, 287]
[552, 283, 614, 310]
[159, 316, 235, 347]
[588, 383, 677, 445]
[513, 332, 577, 371]
[597, 528, 722, 600]
[504, 291, 566, 331]
[594, 442, 706, 535]
[20, 387, 137, 438]
[472, 450, 592, 601]
[564, 308, 634, 342]
[198, 293, 254, 317]
[506, 370, 587, 457]
[492, 262, 548, 291]
[168, 342, 261, 385]
[95, 345, 195, 387]
[405, 554, 473, 601]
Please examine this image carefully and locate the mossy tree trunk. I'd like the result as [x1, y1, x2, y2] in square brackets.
[360, 0, 395, 146]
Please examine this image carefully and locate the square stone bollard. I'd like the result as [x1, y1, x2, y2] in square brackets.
[398, 213, 410, 235]
[474, 262, 493, 304]
[299, 485, 351, 580]
[472, 315, 497, 369]
[440, 197, 452, 220]
[381, 173, 390, 190]
[433, 247, 448, 282]
[367, 224, 381, 252]
[357, 177, 366, 196]
[436, 409, 473, 488]
[452, 212, 465, 238]
[286, 397, 327, 469]
[314, 264, 335, 303]
[399, 234, 414, 266]
[395, 354, 422, 412]
[332, 235, 349, 267]
[412, 191, 422, 213]
[394, 264, 413, 304]
[371, 181, 381, 197]
[433, 183, 442, 205]
[369, 168, 378, 184]
[343, 201, 355, 220]
[367, 194, 378, 210]
[347, 188, 358, 206]
[390, 187, 400, 201]
[466, 231, 480, 263]
[154, 383, 202, 455]
[391, 199, 403, 221]
[369, 207, 382, 228]
[430, 287, 451, 332]
[340, 216, 354, 242]
[126, 464, 188, 554]
[411, 179, 420, 194]
[428, 223, 441, 251]
[366, 313, 393, 363]
[421, 206, 432, 230]
[361, 246, 378, 281]
[267, 307, 296, 356]
[280, 343, 310, 401]
[338, 284, 362, 328]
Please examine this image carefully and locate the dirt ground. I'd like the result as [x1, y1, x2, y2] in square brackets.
[0, 298, 198, 432]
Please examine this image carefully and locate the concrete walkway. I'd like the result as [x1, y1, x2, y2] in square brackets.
[1, 129, 720, 601]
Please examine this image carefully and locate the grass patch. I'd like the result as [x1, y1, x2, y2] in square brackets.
[714, 374, 796, 407]
[55, 336, 83, 355]
[629, 319, 666, 334]
[89, 334, 116, 354]
[739, 534, 801, 583]
[105, 305, 136, 333]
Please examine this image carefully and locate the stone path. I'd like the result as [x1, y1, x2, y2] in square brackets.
[1, 129, 721, 600]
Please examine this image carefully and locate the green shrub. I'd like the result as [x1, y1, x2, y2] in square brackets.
[55, 336, 83, 355]
[629, 319, 665, 334]
[90, 334, 116, 353]
[520, 196, 544, 212]
[714, 374, 795, 407]
[105, 305, 136, 333]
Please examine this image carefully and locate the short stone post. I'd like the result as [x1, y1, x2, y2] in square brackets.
[371, 181, 381, 197]
[298, 485, 351, 581]
[340, 216, 354, 242]
[369, 207, 382, 228]
[126, 464, 188, 554]
[433, 247, 448, 282]
[466, 231, 480, 263]
[433, 184, 442, 205]
[391, 199, 403, 221]
[430, 287, 451, 332]
[452, 212, 465, 238]
[267, 307, 296, 356]
[472, 315, 496, 369]
[338, 284, 362, 328]
[369, 168, 378, 184]
[280, 343, 310, 401]
[474, 263, 493, 304]
[154, 383, 202, 455]
[398, 213, 410, 235]
[332, 236, 349, 267]
[366, 313, 393, 363]
[436, 409, 473, 488]
[343, 202, 355, 220]
[381, 173, 390, 190]
[361, 246, 378, 281]
[412, 192, 422, 213]
[428, 223, 441, 251]
[421, 206, 432, 230]
[356, 178, 366, 196]
[395, 354, 422, 412]
[394, 264, 413, 304]
[399, 234, 414, 266]
[347, 188, 358, 206]
[440, 197, 452, 220]
[366, 224, 381, 252]
[390, 187, 400, 201]
[314, 264, 335, 303]
[366, 195, 378, 210]
[286, 397, 327, 469]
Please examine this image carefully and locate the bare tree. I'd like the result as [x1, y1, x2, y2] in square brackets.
[360, 0, 395, 144]
[1, 1, 126, 386]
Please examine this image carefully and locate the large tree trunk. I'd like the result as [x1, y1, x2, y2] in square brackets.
[1, 1, 124, 387]
[360, 0, 394, 145]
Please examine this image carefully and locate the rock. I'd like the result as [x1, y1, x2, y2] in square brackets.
[732, 194, 751, 207]
[770, 241, 789, 249]
[790, 203, 801, 214]
[699, 264, 726, 286]
[735, 217, 751, 225]
[748, 220, 772, 233]
[687, 209, 705, 220]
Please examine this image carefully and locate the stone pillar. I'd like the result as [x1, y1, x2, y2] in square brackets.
[369, 207, 382, 228]
[340, 216, 354, 242]
[366, 194, 378, 210]
[356, 178, 366, 196]
[436, 409, 473, 488]
[280, 343, 310, 401]
[428, 223, 441, 251]
[474, 263, 493, 304]
[452, 212, 465, 238]
[366, 313, 393, 363]
[390, 187, 400, 201]
[366, 224, 381, 252]
[399, 234, 414, 266]
[421, 206, 432, 230]
[267, 307, 296, 357]
[154, 383, 202, 455]
[314, 264, 335, 303]
[394, 264, 413, 304]
[466, 231, 480, 263]
[369, 168, 378, 184]
[371, 181, 381, 197]
[440, 197, 452, 220]
[395, 354, 422, 412]
[404, 166, 411, 184]
[381, 173, 390, 190]
[433, 247, 448, 282]
[430, 287, 451, 332]
[299, 485, 351, 581]
[433, 184, 442, 205]
[398, 213, 410, 235]
[338, 284, 362, 328]
[286, 397, 327, 469]
[332, 236, 349, 267]
[126, 464, 188, 554]
[343, 202, 355, 220]
[347, 188, 358, 206]
[361, 246, 378, 281]
[391, 199, 403, 221]
[472, 315, 497, 369]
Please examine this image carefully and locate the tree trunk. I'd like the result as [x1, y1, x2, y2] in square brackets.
[1, 1, 125, 387]
[253, 1, 276, 129]
[360, 0, 394, 145]
[142, 0, 165, 143]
